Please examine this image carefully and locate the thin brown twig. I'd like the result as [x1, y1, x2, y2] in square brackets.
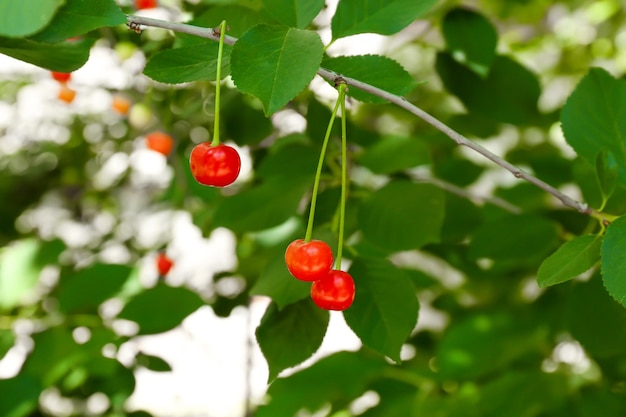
[409, 174, 522, 214]
[126, 14, 598, 217]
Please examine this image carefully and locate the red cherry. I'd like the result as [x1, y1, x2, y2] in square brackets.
[146, 131, 174, 156]
[285, 239, 334, 282]
[311, 270, 355, 311]
[51, 71, 71, 83]
[156, 252, 173, 276]
[189, 142, 241, 187]
[135, 0, 158, 9]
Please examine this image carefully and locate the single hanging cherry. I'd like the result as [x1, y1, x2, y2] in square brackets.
[285, 239, 334, 282]
[311, 269, 355, 311]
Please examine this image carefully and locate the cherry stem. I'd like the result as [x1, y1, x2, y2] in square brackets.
[304, 85, 344, 243]
[336, 83, 348, 269]
[211, 20, 227, 147]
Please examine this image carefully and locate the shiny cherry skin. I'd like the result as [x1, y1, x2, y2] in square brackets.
[51, 71, 71, 83]
[146, 131, 174, 156]
[189, 142, 241, 187]
[135, 0, 158, 9]
[285, 239, 334, 282]
[156, 252, 173, 276]
[311, 270, 355, 311]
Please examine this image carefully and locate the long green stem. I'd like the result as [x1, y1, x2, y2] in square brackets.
[336, 83, 347, 269]
[211, 20, 227, 146]
[304, 88, 344, 242]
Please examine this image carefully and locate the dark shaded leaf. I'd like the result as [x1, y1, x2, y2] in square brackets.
[118, 283, 204, 335]
[256, 299, 329, 381]
[56, 264, 132, 314]
[358, 181, 445, 252]
[442, 7, 498, 76]
[256, 351, 386, 417]
[436, 53, 541, 125]
[344, 258, 419, 362]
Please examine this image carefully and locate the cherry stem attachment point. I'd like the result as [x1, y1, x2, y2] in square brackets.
[211, 20, 227, 147]
[335, 83, 348, 269]
[304, 82, 345, 243]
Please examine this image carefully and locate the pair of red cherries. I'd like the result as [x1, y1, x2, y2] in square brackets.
[285, 239, 355, 311]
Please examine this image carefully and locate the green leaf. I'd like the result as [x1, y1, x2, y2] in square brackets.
[579, 387, 626, 417]
[255, 143, 319, 179]
[322, 55, 417, 103]
[0, 0, 64, 38]
[344, 258, 419, 362]
[256, 351, 385, 417]
[224, 93, 274, 146]
[562, 68, 626, 185]
[442, 8, 498, 77]
[0, 239, 63, 311]
[537, 235, 601, 288]
[357, 135, 429, 174]
[595, 148, 618, 201]
[118, 283, 204, 335]
[249, 253, 310, 309]
[56, 264, 133, 314]
[601, 215, 626, 307]
[230, 24, 324, 115]
[29, 0, 126, 43]
[440, 194, 483, 243]
[478, 371, 568, 417]
[436, 53, 541, 125]
[0, 374, 41, 417]
[22, 326, 87, 387]
[0, 37, 94, 72]
[331, 0, 437, 39]
[358, 181, 445, 252]
[567, 275, 626, 358]
[256, 299, 329, 381]
[0, 329, 15, 361]
[437, 313, 546, 379]
[214, 144, 318, 232]
[468, 214, 559, 261]
[135, 353, 172, 372]
[143, 43, 232, 84]
[262, 0, 324, 28]
[214, 177, 311, 233]
[359, 379, 417, 417]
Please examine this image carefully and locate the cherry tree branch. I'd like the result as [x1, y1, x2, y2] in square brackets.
[126, 15, 595, 216]
[409, 174, 522, 214]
